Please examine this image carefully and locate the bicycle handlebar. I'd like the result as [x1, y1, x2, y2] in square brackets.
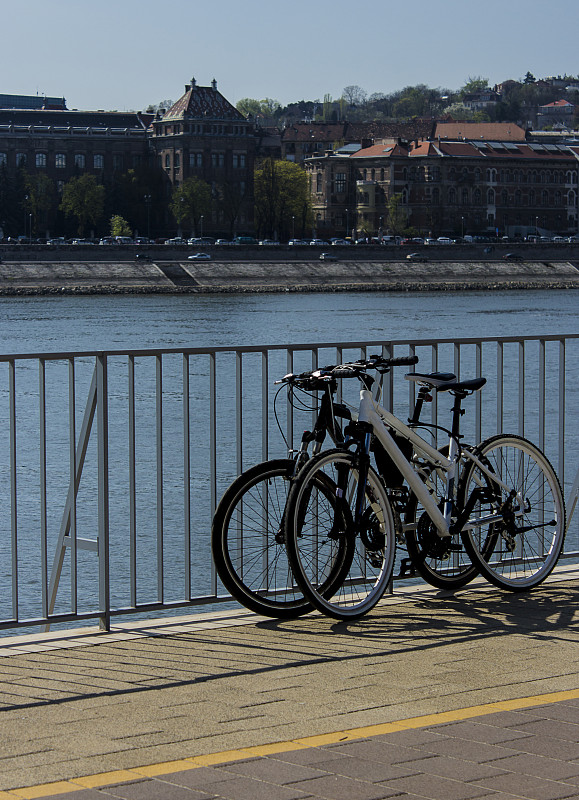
[275, 354, 419, 387]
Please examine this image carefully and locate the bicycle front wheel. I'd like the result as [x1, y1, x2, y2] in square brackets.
[460, 435, 565, 591]
[286, 449, 396, 620]
[211, 459, 312, 618]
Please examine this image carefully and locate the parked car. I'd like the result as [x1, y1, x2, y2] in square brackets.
[188, 252, 211, 260]
[310, 239, 329, 246]
[288, 239, 308, 246]
[319, 252, 338, 261]
[165, 237, 186, 245]
[232, 236, 258, 245]
[502, 253, 524, 262]
[215, 239, 231, 246]
[436, 237, 453, 245]
[330, 238, 351, 246]
[258, 239, 280, 246]
[406, 252, 428, 262]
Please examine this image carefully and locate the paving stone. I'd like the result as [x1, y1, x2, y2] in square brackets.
[101, 779, 212, 798]
[306, 756, 417, 783]
[188, 775, 311, 800]
[432, 719, 535, 744]
[378, 771, 491, 800]
[321, 739, 427, 764]
[511, 719, 579, 743]
[503, 734, 579, 761]
[419, 736, 521, 763]
[213, 757, 327, 784]
[393, 754, 509, 782]
[471, 771, 579, 799]
[492, 752, 579, 781]
[287, 774, 400, 800]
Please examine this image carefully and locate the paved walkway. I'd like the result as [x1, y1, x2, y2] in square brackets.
[0, 567, 577, 799]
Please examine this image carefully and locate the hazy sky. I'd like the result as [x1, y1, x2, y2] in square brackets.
[3, 0, 576, 112]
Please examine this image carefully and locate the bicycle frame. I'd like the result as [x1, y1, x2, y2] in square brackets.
[357, 389, 520, 538]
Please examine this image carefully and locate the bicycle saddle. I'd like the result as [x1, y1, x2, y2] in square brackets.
[405, 372, 456, 388]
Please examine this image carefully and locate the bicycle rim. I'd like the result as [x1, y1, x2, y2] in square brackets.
[287, 450, 396, 620]
[460, 435, 565, 591]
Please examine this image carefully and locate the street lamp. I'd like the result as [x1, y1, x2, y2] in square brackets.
[200, 215, 204, 239]
[292, 215, 295, 240]
[144, 194, 151, 241]
[535, 216, 539, 239]
[345, 208, 349, 238]
[29, 213, 33, 243]
[461, 216, 465, 240]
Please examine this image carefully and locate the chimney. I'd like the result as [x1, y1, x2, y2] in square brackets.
[211, 78, 217, 90]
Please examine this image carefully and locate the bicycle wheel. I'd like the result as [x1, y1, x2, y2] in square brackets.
[405, 447, 480, 590]
[459, 435, 565, 591]
[211, 459, 311, 618]
[286, 449, 396, 620]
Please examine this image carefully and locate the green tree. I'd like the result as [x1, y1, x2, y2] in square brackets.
[110, 214, 132, 237]
[385, 193, 409, 236]
[523, 71, 536, 84]
[169, 176, 212, 236]
[254, 159, 312, 240]
[459, 76, 489, 99]
[60, 174, 105, 236]
[24, 173, 56, 237]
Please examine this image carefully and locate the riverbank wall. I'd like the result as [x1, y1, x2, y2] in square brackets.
[0, 251, 577, 295]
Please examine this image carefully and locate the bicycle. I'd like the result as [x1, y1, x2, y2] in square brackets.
[211, 355, 422, 618]
[284, 359, 566, 620]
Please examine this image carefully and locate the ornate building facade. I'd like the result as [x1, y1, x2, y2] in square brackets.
[305, 138, 579, 239]
[149, 79, 255, 235]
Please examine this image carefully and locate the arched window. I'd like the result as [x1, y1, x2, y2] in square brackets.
[448, 188, 456, 204]
[515, 190, 522, 206]
[555, 190, 562, 206]
[487, 188, 495, 204]
[474, 188, 482, 204]
[432, 187, 440, 204]
[474, 168, 481, 182]
[316, 173, 322, 193]
[501, 190, 508, 206]
[461, 188, 469, 205]
[567, 190, 576, 207]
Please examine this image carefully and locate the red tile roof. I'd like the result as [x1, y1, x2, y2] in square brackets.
[435, 121, 526, 141]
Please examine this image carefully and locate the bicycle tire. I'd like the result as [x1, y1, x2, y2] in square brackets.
[211, 459, 348, 618]
[285, 449, 396, 620]
[405, 446, 480, 590]
[459, 434, 566, 591]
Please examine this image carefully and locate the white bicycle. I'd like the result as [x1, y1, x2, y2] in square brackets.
[284, 357, 566, 620]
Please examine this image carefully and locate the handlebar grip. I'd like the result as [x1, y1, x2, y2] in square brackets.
[331, 367, 359, 378]
[386, 356, 419, 366]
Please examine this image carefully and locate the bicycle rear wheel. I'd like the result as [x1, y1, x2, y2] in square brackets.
[211, 459, 311, 618]
[405, 447, 480, 590]
[286, 449, 396, 620]
[460, 435, 565, 591]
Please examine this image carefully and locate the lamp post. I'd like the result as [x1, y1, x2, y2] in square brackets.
[535, 215, 539, 239]
[200, 215, 204, 240]
[292, 215, 295, 241]
[345, 208, 349, 239]
[144, 194, 151, 241]
[461, 216, 465, 240]
[29, 213, 33, 243]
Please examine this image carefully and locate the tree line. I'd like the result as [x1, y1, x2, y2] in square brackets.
[236, 73, 579, 127]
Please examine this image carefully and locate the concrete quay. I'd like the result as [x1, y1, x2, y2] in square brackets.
[0, 566, 577, 799]
[0, 258, 577, 295]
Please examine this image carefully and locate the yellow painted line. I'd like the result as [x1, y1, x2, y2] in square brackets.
[6, 688, 579, 798]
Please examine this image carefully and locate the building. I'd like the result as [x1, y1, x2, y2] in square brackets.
[305, 138, 579, 239]
[149, 78, 255, 235]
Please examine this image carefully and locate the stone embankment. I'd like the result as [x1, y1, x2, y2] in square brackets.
[0, 249, 577, 295]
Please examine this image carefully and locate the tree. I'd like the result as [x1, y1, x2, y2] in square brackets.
[254, 159, 311, 240]
[342, 85, 367, 107]
[60, 174, 105, 236]
[459, 76, 489, 98]
[110, 215, 132, 237]
[169, 177, 212, 236]
[236, 98, 281, 120]
[24, 172, 56, 237]
[385, 193, 409, 236]
[523, 71, 536, 84]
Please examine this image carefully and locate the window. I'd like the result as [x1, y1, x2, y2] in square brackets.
[474, 188, 482, 204]
[461, 188, 469, 205]
[211, 153, 225, 168]
[16, 153, 26, 167]
[74, 154, 85, 169]
[55, 153, 66, 168]
[501, 190, 508, 206]
[113, 155, 123, 171]
[0, 152, 6, 166]
[432, 187, 440, 204]
[233, 153, 246, 168]
[165, 153, 171, 169]
[316, 173, 322, 193]
[335, 173, 346, 193]
[487, 188, 495, 204]
[36, 153, 47, 168]
[94, 154, 104, 169]
[190, 152, 202, 168]
[174, 153, 180, 168]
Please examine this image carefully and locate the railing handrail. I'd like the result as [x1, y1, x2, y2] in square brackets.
[0, 331, 577, 362]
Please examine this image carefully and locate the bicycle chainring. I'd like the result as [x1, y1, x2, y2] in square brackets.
[416, 511, 460, 560]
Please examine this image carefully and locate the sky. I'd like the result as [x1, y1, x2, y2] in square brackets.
[2, 0, 577, 113]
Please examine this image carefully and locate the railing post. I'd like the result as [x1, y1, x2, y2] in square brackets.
[96, 353, 110, 631]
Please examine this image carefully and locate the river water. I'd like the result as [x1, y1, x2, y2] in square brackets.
[0, 288, 577, 631]
[0, 288, 577, 353]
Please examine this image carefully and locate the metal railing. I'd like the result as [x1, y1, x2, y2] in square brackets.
[0, 334, 577, 633]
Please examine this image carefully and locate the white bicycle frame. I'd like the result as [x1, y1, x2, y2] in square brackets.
[357, 389, 519, 538]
